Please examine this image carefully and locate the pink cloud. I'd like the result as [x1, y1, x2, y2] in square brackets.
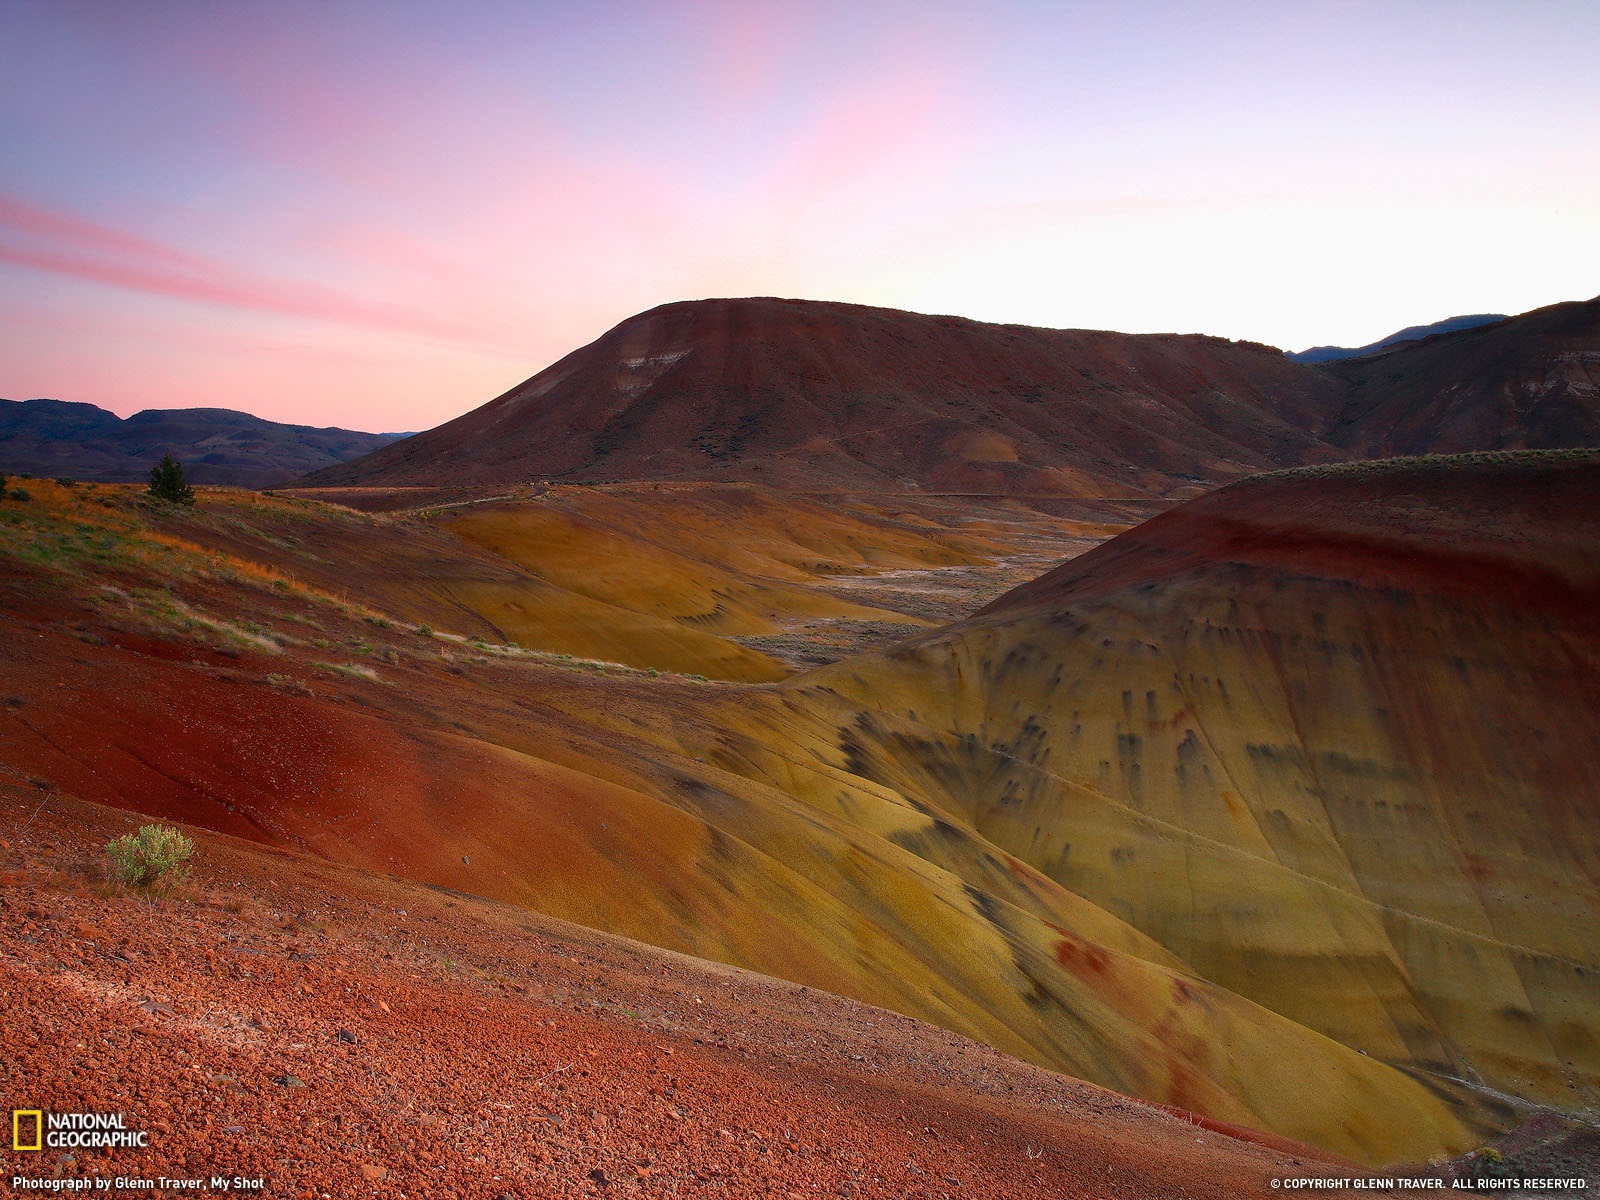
[0, 194, 523, 355]
[0, 196, 215, 277]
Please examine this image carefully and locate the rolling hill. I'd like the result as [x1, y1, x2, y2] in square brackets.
[3, 453, 1596, 1165]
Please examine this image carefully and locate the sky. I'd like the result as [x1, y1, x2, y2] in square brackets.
[2, 0, 1597, 433]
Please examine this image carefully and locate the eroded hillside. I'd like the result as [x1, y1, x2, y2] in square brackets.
[2, 457, 1596, 1167]
[711, 451, 1600, 1157]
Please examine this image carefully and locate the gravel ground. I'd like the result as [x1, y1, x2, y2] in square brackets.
[1, 789, 1355, 1199]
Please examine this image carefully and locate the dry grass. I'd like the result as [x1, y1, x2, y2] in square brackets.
[1242, 447, 1600, 486]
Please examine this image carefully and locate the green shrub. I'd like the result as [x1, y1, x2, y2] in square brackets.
[1469, 1146, 1517, 1180]
[147, 454, 195, 505]
[104, 824, 195, 892]
[9, 487, 29, 502]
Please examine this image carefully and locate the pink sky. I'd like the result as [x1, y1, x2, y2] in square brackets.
[2, 1, 1597, 432]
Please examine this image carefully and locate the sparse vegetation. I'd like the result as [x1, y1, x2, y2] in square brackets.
[317, 661, 381, 681]
[265, 673, 314, 696]
[147, 454, 195, 505]
[104, 824, 195, 893]
[1244, 447, 1600, 487]
[1464, 1144, 1522, 1181]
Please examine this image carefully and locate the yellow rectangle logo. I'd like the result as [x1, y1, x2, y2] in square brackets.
[13, 1109, 43, 1151]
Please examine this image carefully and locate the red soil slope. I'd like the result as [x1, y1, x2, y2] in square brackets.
[302, 297, 1345, 496]
[2, 790, 1354, 1198]
[981, 449, 1600, 619]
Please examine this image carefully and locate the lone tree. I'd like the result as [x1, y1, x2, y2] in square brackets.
[147, 454, 195, 505]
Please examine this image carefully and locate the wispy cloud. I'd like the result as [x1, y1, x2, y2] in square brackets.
[0, 195, 522, 356]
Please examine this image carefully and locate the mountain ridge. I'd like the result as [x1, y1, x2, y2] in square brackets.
[0, 397, 409, 487]
[303, 294, 1600, 498]
[1287, 313, 1508, 363]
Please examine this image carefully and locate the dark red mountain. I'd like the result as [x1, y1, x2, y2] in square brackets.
[304, 297, 1346, 496]
[303, 295, 1600, 498]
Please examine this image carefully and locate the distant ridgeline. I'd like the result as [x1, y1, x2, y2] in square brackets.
[1287, 313, 1507, 363]
[0, 398, 409, 488]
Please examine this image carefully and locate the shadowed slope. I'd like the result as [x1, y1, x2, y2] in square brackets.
[302, 297, 1346, 496]
[1325, 297, 1600, 455]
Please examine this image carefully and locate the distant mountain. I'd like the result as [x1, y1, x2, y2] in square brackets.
[302, 297, 1347, 497]
[0, 399, 409, 488]
[306, 295, 1600, 500]
[1324, 296, 1600, 456]
[1287, 313, 1507, 363]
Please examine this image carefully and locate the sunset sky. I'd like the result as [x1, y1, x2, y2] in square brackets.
[2, 0, 1597, 432]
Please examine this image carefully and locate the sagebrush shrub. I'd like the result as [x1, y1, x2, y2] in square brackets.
[105, 824, 195, 892]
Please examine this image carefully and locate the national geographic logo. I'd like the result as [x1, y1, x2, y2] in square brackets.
[12, 1110, 149, 1150]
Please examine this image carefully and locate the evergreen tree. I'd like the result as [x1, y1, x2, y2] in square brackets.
[147, 454, 195, 505]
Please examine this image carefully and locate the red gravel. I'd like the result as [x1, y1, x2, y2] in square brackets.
[2, 789, 1363, 1198]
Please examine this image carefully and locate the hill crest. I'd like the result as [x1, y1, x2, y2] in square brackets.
[303, 296, 1346, 496]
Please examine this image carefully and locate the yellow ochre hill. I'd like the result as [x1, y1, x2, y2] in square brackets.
[696, 451, 1600, 1161]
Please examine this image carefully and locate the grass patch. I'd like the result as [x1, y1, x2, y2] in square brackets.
[315, 661, 381, 681]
